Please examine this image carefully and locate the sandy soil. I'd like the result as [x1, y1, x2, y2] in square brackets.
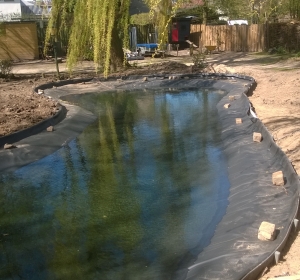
[0, 52, 300, 278]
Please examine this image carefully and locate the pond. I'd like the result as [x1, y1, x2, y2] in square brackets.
[0, 89, 230, 280]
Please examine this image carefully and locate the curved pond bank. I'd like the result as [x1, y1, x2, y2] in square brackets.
[0, 74, 299, 280]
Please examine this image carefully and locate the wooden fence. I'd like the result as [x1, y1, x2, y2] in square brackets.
[0, 22, 39, 60]
[190, 24, 266, 52]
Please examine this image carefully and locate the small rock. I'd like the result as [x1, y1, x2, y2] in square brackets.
[272, 171, 285, 186]
[236, 118, 243, 124]
[38, 89, 44, 94]
[4, 143, 16, 149]
[143, 77, 148, 82]
[168, 76, 173, 80]
[224, 103, 231, 109]
[258, 221, 276, 241]
[229, 95, 235, 101]
[253, 132, 262, 142]
[47, 126, 54, 132]
[268, 48, 277, 54]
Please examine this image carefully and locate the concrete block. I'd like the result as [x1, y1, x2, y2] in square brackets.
[224, 103, 231, 109]
[272, 171, 285, 186]
[253, 132, 262, 142]
[47, 126, 54, 132]
[258, 221, 276, 241]
[4, 143, 16, 149]
[229, 95, 235, 101]
[236, 118, 243, 124]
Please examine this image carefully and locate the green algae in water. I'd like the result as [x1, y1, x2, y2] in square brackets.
[0, 89, 230, 280]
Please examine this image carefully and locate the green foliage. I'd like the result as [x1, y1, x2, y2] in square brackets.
[145, 0, 185, 52]
[276, 46, 288, 54]
[213, 0, 284, 23]
[285, 0, 300, 19]
[130, 13, 153, 25]
[192, 52, 208, 70]
[46, 0, 130, 77]
[0, 60, 13, 77]
[175, 6, 220, 24]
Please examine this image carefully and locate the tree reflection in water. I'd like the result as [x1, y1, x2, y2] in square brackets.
[0, 89, 230, 280]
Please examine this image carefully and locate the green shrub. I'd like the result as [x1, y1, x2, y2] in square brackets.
[276, 46, 288, 55]
[0, 59, 13, 77]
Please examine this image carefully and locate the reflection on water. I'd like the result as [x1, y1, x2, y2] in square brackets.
[0, 89, 230, 280]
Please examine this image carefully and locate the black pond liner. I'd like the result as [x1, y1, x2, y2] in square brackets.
[183, 81, 300, 280]
[1, 74, 299, 280]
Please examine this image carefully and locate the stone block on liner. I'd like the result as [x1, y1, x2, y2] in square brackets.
[272, 170, 285, 186]
[253, 132, 262, 142]
[224, 103, 231, 109]
[4, 143, 16, 149]
[47, 126, 54, 132]
[236, 118, 243, 124]
[258, 221, 276, 241]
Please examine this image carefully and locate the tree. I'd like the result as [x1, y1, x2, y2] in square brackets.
[284, 0, 300, 19]
[144, 0, 187, 49]
[46, 0, 130, 77]
[46, 0, 190, 77]
[214, 0, 285, 23]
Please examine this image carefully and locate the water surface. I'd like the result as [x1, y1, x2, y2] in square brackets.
[0, 89, 230, 280]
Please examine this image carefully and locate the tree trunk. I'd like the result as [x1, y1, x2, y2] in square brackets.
[203, 0, 207, 25]
[110, 24, 125, 72]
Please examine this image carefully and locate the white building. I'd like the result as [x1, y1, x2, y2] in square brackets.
[0, 0, 51, 21]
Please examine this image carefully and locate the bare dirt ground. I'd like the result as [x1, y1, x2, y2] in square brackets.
[0, 51, 300, 278]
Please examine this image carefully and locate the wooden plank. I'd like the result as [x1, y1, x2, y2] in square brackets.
[247, 25, 252, 51]
[221, 25, 226, 51]
[242, 25, 247, 51]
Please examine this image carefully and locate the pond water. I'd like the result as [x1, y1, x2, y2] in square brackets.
[0, 89, 230, 280]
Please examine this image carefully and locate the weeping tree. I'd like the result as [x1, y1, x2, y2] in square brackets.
[46, 0, 186, 77]
[141, 0, 186, 52]
[46, 0, 130, 77]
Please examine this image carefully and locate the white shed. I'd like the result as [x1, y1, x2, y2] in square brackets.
[0, 0, 50, 21]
